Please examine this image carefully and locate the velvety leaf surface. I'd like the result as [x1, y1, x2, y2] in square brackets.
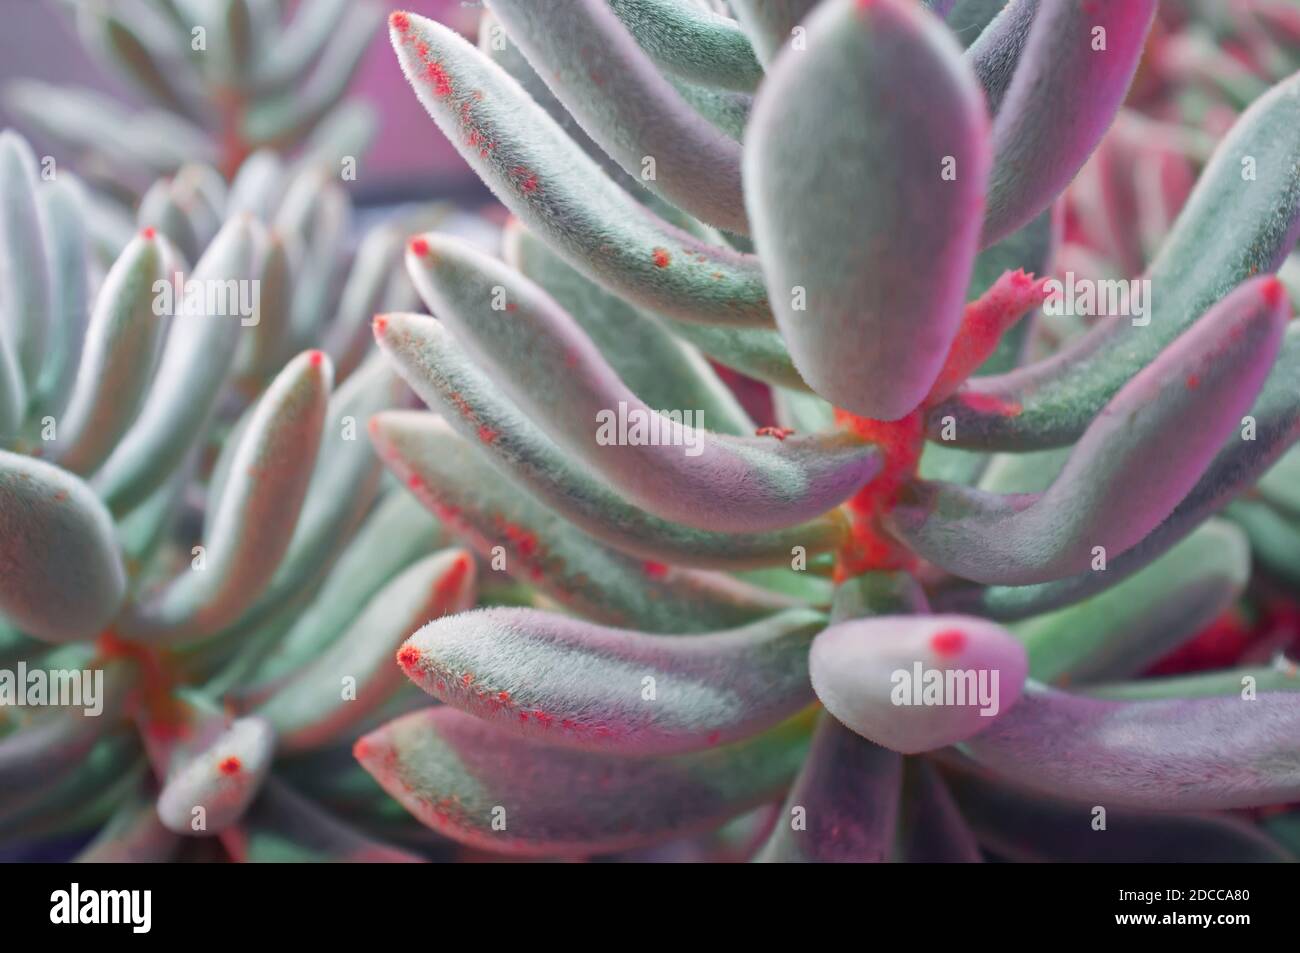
[745, 0, 989, 420]
[398, 605, 823, 755]
[353, 706, 811, 857]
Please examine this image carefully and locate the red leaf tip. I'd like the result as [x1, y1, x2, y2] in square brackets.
[409, 237, 430, 257]
[218, 756, 242, 776]
[397, 644, 421, 670]
[373, 314, 389, 336]
[308, 350, 324, 368]
[1261, 276, 1286, 309]
[141, 227, 156, 240]
[390, 11, 411, 32]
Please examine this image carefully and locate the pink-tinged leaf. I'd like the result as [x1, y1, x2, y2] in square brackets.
[75, 781, 181, 863]
[402, 238, 878, 533]
[256, 549, 476, 752]
[945, 767, 1293, 862]
[754, 712, 902, 863]
[980, 0, 1156, 246]
[0, 452, 127, 642]
[118, 351, 331, 643]
[744, 0, 990, 420]
[387, 11, 771, 326]
[156, 716, 274, 835]
[370, 411, 801, 633]
[889, 276, 1288, 585]
[54, 231, 168, 475]
[485, 0, 747, 234]
[961, 686, 1300, 810]
[811, 614, 1028, 754]
[93, 215, 258, 515]
[374, 310, 845, 568]
[0, 661, 128, 800]
[353, 705, 811, 857]
[963, 0, 1038, 114]
[235, 779, 425, 863]
[398, 606, 823, 755]
[896, 759, 982, 862]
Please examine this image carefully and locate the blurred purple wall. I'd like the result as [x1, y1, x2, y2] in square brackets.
[0, 0, 488, 201]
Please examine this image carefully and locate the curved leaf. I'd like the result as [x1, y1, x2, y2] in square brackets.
[398, 605, 822, 755]
[485, 0, 747, 233]
[606, 0, 763, 91]
[404, 237, 878, 533]
[118, 351, 331, 643]
[810, 614, 1027, 754]
[931, 70, 1300, 449]
[744, 0, 990, 420]
[256, 549, 476, 752]
[754, 712, 901, 863]
[387, 11, 771, 327]
[0, 452, 126, 642]
[891, 276, 1287, 584]
[93, 215, 258, 514]
[375, 311, 845, 568]
[54, 231, 167, 475]
[353, 706, 810, 857]
[980, 0, 1155, 245]
[156, 716, 274, 835]
[961, 685, 1300, 810]
[371, 411, 801, 633]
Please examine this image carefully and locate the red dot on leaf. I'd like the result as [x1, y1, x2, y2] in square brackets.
[410, 237, 430, 257]
[930, 629, 967, 657]
[218, 756, 242, 776]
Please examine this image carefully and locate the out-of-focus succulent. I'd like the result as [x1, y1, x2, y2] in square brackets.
[343, 0, 1300, 862]
[0, 124, 491, 862]
[4, 0, 383, 197]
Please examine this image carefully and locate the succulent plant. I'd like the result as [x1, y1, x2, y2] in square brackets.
[5, 0, 383, 192]
[335, 0, 1300, 862]
[0, 124, 494, 862]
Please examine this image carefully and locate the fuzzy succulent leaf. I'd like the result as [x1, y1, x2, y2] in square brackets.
[503, 222, 755, 433]
[730, 0, 818, 66]
[946, 768, 1294, 862]
[754, 712, 902, 862]
[244, 489, 446, 697]
[93, 215, 258, 514]
[369, 410, 800, 632]
[1012, 520, 1249, 684]
[0, 452, 127, 642]
[745, 0, 990, 420]
[891, 276, 1287, 585]
[54, 231, 168, 475]
[932, 70, 1300, 449]
[155, 716, 274, 835]
[354, 705, 811, 857]
[118, 350, 331, 643]
[485, 0, 748, 234]
[895, 759, 982, 862]
[256, 548, 476, 752]
[404, 237, 879, 533]
[961, 686, 1300, 810]
[397, 605, 823, 755]
[980, 0, 1156, 245]
[810, 614, 1028, 754]
[605, 0, 763, 92]
[388, 12, 772, 327]
[963, 0, 1038, 114]
[374, 310, 845, 568]
[0, 130, 51, 393]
